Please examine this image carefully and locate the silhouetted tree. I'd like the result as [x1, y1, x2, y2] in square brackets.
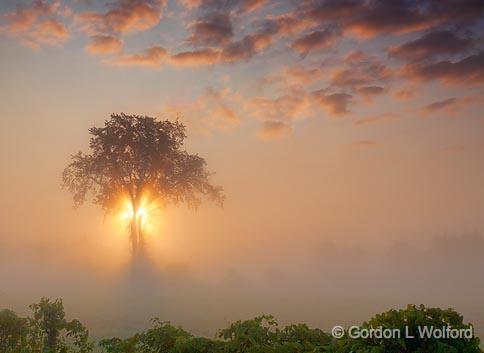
[29, 298, 93, 353]
[2, 301, 482, 353]
[0, 309, 29, 353]
[331, 304, 482, 353]
[62, 113, 224, 255]
[0, 298, 93, 353]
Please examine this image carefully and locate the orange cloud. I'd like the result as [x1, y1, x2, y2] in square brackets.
[312, 90, 353, 115]
[1, 0, 69, 49]
[163, 87, 241, 132]
[169, 48, 221, 67]
[353, 113, 399, 127]
[389, 30, 474, 62]
[187, 12, 233, 46]
[331, 55, 391, 89]
[76, 0, 166, 36]
[404, 51, 484, 84]
[179, 0, 203, 10]
[85, 35, 123, 55]
[108, 46, 167, 67]
[239, 0, 268, 13]
[283, 66, 324, 85]
[247, 88, 314, 123]
[392, 85, 417, 101]
[221, 32, 273, 62]
[290, 28, 339, 55]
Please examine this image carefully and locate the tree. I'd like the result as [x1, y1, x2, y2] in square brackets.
[0, 299, 93, 353]
[62, 113, 224, 255]
[0, 309, 29, 353]
[29, 298, 93, 353]
[331, 304, 482, 353]
[99, 319, 193, 353]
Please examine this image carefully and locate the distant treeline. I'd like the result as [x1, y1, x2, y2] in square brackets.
[0, 298, 482, 353]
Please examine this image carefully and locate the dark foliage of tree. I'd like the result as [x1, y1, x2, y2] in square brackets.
[62, 113, 224, 253]
[1, 301, 482, 353]
[330, 304, 482, 353]
[0, 298, 93, 353]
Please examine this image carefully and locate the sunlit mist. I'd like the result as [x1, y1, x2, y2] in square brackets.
[118, 193, 162, 239]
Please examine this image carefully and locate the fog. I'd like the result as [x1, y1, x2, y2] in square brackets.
[1, 98, 483, 341]
[2, 226, 483, 340]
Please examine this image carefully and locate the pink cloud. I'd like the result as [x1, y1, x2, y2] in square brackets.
[1, 0, 70, 49]
[169, 48, 221, 66]
[108, 46, 167, 67]
[76, 0, 166, 36]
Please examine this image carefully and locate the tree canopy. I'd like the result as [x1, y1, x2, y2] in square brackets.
[1, 301, 482, 353]
[62, 113, 224, 212]
[0, 298, 92, 353]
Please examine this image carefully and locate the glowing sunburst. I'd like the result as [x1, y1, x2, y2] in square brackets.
[117, 193, 160, 235]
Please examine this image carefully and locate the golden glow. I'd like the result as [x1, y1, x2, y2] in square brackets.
[121, 203, 135, 221]
[117, 192, 161, 236]
[136, 207, 146, 218]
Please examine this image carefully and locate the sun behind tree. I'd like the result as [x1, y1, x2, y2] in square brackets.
[62, 113, 224, 256]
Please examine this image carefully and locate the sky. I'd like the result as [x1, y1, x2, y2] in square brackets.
[1, 0, 484, 340]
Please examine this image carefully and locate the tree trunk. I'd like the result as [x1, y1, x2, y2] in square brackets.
[130, 216, 138, 256]
[138, 215, 144, 253]
[130, 213, 145, 257]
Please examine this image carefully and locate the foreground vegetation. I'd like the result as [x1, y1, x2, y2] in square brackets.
[1, 298, 481, 353]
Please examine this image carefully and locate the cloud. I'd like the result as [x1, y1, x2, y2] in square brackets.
[312, 90, 353, 115]
[422, 97, 459, 114]
[247, 87, 314, 122]
[85, 35, 123, 55]
[283, 66, 324, 85]
[203, 87, 241, 129]
[420, 95, 484, 116]
[169, 48, 221, 66]
[221, 32, 273, 62]
[304, 0, 484, 38]
[353, 113, 399, 126]
[389, 30, 474, 62]
[0, 0, 69, 49]
[257, 120, 292, 140]
[179, 0, 203, 10]
[238, 0, 267, 13]
[76, 0, 166, 36]
[108, 46, 167, 67]
[302, 0, 434, 37]
[331, 54, 391, 89]
[192, 0, 268, 14]
[356, 86, 385, 100]
[405, 50, 484, 84]
[392, 85, 418, 100]
[163, 87, 241, 132]
[187, 12, 233, 46]
[305, 0, 363, 22]
[290, 27, 339, 55]
[262, 13, 314, 37]
[345, 0, 436, 37]
[111, 46, 223, 68]
[327, 53, 391, 102]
